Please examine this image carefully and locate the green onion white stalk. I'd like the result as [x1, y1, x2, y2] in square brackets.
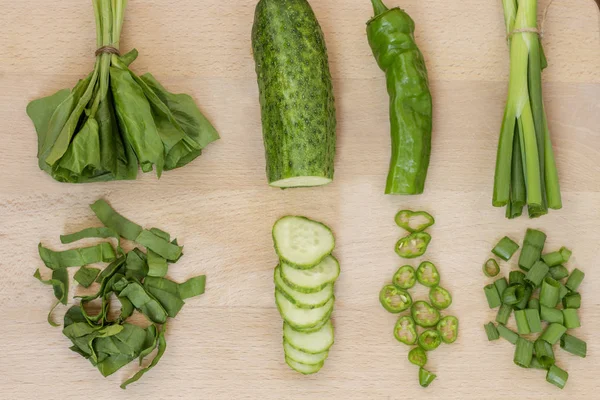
[493, 0, 561, 218]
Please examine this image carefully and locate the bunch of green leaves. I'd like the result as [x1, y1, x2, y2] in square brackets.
[26, 0, 219, 183]
[34, 199, 206, 389]
[492, 0, 561, 219]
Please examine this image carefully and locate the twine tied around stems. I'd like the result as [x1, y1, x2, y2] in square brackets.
[507, 0, 555, 39]
[95, 46, 120, 57]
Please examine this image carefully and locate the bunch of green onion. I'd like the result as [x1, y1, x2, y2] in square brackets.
[493, 0, 561, 218]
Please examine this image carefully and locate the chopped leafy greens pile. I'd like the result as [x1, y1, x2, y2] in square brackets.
[26, 0, 219, 183]
[34, 199, 206, 389]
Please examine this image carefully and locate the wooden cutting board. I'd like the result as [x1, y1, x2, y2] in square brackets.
[0, 1, 599, 399]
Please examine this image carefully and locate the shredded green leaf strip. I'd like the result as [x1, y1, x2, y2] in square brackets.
[121, 328, 167, 389]
[135, 229, 182, 261]
[38, 242, 116, 270]
[90, 199, 143, 241]
[74, 266, 101, 288]
[143, 277, 185, 318]
[179, 276, 207, 300]
[119, 281, 168, 324]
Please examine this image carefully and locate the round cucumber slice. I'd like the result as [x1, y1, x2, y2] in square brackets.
[275, 266, 333, 309]
[280, 255, 340, 294]
[285, 356, 323, 375]
[283, 340, 329, 365]
[276, 290, 334, 330]
[273, 216, 335, 268]
[284, 320, 334, 354]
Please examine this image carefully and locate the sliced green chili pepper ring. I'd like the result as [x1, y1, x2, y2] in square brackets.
[429, 286, 452, 310]
[395, 210, 435, 233]
[379, 285, 413, 313]
[394, 315, 418, 345]
[411, 301, 440, 327]
[393, 265, 417, 289]
[408, 346, 428, 367]
[418, 329, 442, 351]
[416, 261, 440, 287]
[437, 315, 459, 344]
[483, 258, 500, 277]
[395, 232, 431, 259]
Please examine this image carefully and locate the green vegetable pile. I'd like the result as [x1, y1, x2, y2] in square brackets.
[483, 229, 587, 389]
[493, 0, 561, 218]
[27, 0, 219, 183]
[272, 216, 339, 374]
[366, 0, 433, 195]
[34, 199, 206, 389]
[380, 210, 458, 387]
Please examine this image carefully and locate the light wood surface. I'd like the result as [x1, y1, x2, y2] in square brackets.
[1, 1, 599, 399]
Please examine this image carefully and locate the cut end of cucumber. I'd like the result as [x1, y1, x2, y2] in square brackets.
[270, 176, 332, 188]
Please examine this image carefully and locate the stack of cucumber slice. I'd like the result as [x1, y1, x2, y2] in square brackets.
[272, 216, 339, 375]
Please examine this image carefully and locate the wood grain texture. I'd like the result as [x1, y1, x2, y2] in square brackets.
[0, 0, 599, 399]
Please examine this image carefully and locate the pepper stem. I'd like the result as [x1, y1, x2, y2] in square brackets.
[371, 0, 389, 16]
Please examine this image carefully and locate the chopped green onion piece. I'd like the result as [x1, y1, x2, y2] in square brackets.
[408, 346, 428, 367]
[514, 337, 534, 368]
[529, 356, 548, 370]
[548, 265, 569, 280]
[502, 284, 526, 306]
[484, 284, 502, 309]
[494, 277, 509, 297]
[540, 276, 560, 308]
[559, 247, 572, 263]
[560, 333, 586, 358]
[496, 303, 512, 325]
[534, 339, 555, 368]
[514, 284, 532, 310]
[484, 322, 499, 341]
[562, 293, 581, 309]
[492, 236, 520, 261]
[518, 229, 546, 271]
[540, 305, 564, 324]
[525, 308, 542, 333]
[540, 323, 567, 345]
[566, 268, 585, 292]
[546, 365, 568, 389]
[419, 367, 437, 388]
[509, 270, 526, 285]
[528, 297, 540, 311]
[514, 310, 530, 335]
[393, 265, 417, 289]
[562, 309, 580, 329]
[483, 259, 501, 277]
[541, 251, 564, 267]
[497, 324, 519, 345]
[558, 283, 569, 304]
[525, 261, 549, 287]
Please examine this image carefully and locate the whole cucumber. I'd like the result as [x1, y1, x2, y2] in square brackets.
[252, 0, 336, 188]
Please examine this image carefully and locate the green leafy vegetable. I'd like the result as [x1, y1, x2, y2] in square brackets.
[38, 242, 115, 270]
[26, 0, 219, 183]
[74, 266, 101, 288]
[34, 198, 206, 388]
